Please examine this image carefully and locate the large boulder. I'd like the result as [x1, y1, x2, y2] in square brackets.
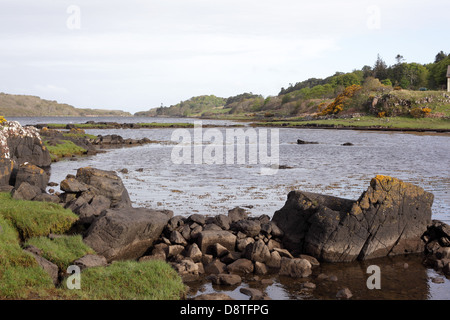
[272, 176, 434, 262]
[1, 121, 51, 188]
[1, 121, 51, 166]
[14, 163, 49, 192]
[75, 167, 132, 208]
[83, 207, 172, 262]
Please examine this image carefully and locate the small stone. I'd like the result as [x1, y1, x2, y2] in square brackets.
[261, 279, 274, 286]
[204, 259, 227, 274]
[254, 261, 268, 275]
[211, 273, 242, 286]
[185, 243, 202, 263]
[302, 282, 316, 289]
[316, 273, 328, 280]
[327, 275, 338, 282]
[239, 287, 264, 300]
[227, 258, 254, 274]
[170, 230, 187, 245]
[336, 288, 353, 299]
[431, 277, 445, 284]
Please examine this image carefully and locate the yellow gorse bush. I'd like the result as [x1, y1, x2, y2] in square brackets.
[318, 84, 362, 116]
[0, 116, 7, 125]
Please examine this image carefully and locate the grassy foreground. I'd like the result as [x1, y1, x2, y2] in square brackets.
[0, 193, 186, 300]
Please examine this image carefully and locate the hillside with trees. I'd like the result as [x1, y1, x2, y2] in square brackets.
[135, 51, 450, 120]
[0, 93, 131, 117]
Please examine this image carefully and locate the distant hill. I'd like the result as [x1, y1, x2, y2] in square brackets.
[135, 95, 227, 117]
[0, 92, 132, 117]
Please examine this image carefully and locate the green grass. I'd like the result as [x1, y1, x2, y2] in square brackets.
[253, 116, 450, 130]
[65, 260, 186, 300]
[25, 235, 95, 270]
[46, 123, 109, 129]
[62, 132, 97, 140]
[0, 215, 55, 299]
[0, 192, 78, 240]
[43, 139, 87, 160]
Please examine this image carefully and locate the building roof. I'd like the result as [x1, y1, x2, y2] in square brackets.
[447, 65, 450, 78]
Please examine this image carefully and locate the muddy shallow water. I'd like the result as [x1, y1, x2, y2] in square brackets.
[16, 117, 450, 300]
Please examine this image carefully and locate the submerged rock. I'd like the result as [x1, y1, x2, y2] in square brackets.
[272, 175, 434, 262]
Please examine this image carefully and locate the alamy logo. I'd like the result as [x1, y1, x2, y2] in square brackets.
[170, 121, 279, 175]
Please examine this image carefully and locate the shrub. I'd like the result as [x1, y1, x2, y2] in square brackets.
[410, 107, 431, 118]
[377, 112, 386, 118]
[318, 84, 362, 116]
[0, 116, 6, 124]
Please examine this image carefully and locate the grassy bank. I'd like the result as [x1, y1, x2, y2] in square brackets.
[0, 193, 186, 300]
[43, 122, 195, 129]
[253, 116, 450, 131]
[43, 140, 87, 161]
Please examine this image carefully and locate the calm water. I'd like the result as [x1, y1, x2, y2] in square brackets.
[13, 116, 450, 300]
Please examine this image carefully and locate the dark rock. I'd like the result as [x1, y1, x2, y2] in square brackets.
[228, 207, 248, 223]
[232, 219, 261, 237]
[254, 261, 268, 275]
[272, 248, 294, 259]
[189, 214, 206, 225]
[14, 163, 49, 192]
[336, 288, 353, 299]
[240, 287, 264, 300]
[170, 230, 188, 246]
[266, 251, 282, 269]
[197, 230, 236, 254]
[220, 251, 242, 264]
[12, 182, 42, 200]
[0, 159, 13, 187]
[75, 167, 132, 208]
[302, 282, 316, 289]
[167, 245, 185, 258]
[342, 142, 354, 146]
[204, 259, 227, 274]
[3, 122, 52, 168]
[167, 216, 185, 232]
[74, 254, 108, 270]
[33, 193, 60, 203]
[272, 176, 434, 262]
[203, 223, 222, 231]
[237, 237, 255, 252]
[185, 243, 202, 262]
[297, 139, 319, 145]
[226, 258, 254, 274]
[210, 273, 242, 286]
[214, 214, 231, 230]
[27, 251, 59, 285]
[279, 257, 312, 278]
[83, 207, 171, 262]
[244, 239, 271, 263]
[211, 243, 229, 258]
[60, 177, 88, 193]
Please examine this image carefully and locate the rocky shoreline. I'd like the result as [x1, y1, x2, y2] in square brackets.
[1, 120, 449, 300]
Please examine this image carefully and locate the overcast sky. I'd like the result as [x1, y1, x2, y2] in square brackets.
[0, 0, 447, 114]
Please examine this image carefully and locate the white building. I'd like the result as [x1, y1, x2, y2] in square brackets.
[447, 66, 450, 92]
